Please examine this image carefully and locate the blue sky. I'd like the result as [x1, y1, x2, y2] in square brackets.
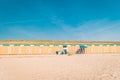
[0, 0, 120, 41]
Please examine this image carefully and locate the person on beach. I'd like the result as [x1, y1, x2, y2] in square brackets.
[80, 45, 87, 54]
[63, 45, 68, 54]
[76, 49, 81, 54]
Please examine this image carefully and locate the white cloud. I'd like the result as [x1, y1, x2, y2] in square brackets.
[55, 19, 120, 41]
[1, 18, 120, 41]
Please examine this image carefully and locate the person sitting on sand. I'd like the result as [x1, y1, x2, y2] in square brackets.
[61, 50, 64, 54]
[76, 49, 81, 54]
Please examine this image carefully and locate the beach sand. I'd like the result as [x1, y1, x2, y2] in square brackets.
[0, 54, 120, 80]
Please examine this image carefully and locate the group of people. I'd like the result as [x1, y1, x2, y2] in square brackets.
[56, 45, 87, 55]
[76, 45, 87, 54]
[56, 45, 69, 55]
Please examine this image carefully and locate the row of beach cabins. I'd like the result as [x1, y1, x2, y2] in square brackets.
[0, 43, 120, 55]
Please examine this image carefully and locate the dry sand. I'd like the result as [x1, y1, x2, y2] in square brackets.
[0, 54, 120, 80]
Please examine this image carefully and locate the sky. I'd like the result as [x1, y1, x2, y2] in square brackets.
[0, 0, 120, 41]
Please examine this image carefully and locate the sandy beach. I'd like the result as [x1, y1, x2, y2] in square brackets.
[0, 54, 120, 80]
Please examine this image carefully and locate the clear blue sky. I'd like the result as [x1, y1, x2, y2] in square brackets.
[0, 0, 120, 41]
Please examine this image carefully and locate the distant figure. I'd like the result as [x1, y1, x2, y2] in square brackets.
[61, 50, 65, 55]
[63, 45, 68, 54]
[56, 50, 61, 55]
[80, 45, 87, 54]
[56, 51, 59, 55]
[76, 49, 81, 54]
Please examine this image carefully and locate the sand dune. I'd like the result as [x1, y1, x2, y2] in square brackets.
[0, 54, 120, 80]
